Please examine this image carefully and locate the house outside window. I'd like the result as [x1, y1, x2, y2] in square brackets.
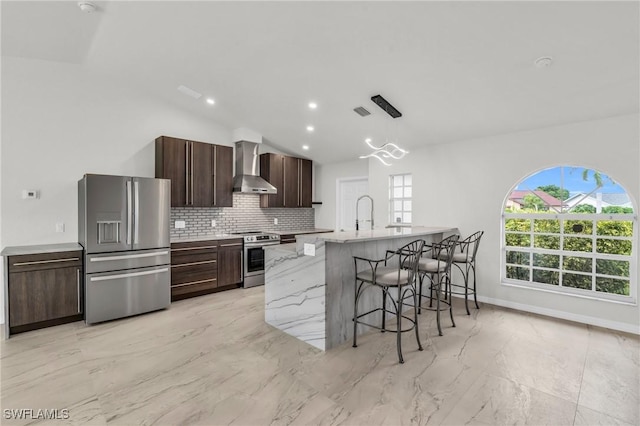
[390, 174, 412, 225]
[503, 166, 636, 303]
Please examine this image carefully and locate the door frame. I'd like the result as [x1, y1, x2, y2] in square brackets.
[336, 176, 369, 231]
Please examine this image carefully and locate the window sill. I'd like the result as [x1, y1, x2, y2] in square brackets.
[501, 279, 637, 306]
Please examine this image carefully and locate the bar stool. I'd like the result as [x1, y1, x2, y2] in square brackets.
[353, 239, 424, 364]
[445, 231, 484, 315]
[416, 235, 459, 336]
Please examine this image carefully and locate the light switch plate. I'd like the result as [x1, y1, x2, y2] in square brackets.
[304, 243, 316, 256]
[274, 218, 278, 225]
[175, 220, 186, 229]
[55, 222, 65, 233]
[211, 220, 216, 227]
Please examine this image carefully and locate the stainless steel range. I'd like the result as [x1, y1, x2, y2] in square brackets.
[234, 231, 280, 288]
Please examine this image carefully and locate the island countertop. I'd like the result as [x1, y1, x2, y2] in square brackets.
[302, 226, 458, 244]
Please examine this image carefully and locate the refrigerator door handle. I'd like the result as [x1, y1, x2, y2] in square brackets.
[126, 180, 133, 245]
[134, 180, 140, 244]
[90, 250, 169, 262]
[90, 267, 169, 282]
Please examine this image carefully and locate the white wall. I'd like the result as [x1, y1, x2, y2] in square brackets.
[314, 159, 369, 230]
[366, 114, 640, 333]
[1, 57, 233, 247]
[0, 57, 238, 324]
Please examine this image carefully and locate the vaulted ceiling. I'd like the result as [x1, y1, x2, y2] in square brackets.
[2, 1, 638, 164]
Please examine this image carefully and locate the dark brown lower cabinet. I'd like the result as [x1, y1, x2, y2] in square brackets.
[6, 250, 83, 335]
[217, 240, 243, 286]
[170, 238, 243, 301]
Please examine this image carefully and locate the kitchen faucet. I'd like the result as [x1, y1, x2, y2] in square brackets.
[355, 195, 374, 231]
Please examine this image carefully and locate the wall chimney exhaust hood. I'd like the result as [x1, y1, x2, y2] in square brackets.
[232, 141, 277, 194]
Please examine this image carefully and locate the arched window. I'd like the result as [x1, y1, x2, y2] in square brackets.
[502, 166, 637, 303]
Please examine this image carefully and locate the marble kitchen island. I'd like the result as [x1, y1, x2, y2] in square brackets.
[264, 226, 458, 350]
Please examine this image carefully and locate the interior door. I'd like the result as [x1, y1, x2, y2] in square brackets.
[132, 177, 171, 250]
[338, 178, 369, 231]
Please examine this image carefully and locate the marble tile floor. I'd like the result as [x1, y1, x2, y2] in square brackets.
[1, 286, 638, 426]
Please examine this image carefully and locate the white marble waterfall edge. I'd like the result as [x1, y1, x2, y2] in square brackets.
[265, 242, 326, 350]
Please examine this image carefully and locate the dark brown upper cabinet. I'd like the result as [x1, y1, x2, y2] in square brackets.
[259, 153, 284, 208]
[155, 136, 233, 207]
[260, 154, 312, 208]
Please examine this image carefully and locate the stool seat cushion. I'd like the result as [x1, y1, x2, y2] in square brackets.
[419, 258, 447, 273]
[356, 266, 411, 286]
[438, 252, 470, 263]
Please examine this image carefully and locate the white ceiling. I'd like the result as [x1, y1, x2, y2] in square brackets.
[2, 1, 638, 165]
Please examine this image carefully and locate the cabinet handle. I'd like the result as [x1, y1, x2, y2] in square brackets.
[190, 142, 194, 205]
[171, 260, 217, 268]
[298, 159, 302, 207]
[12, 257, 79, 266]
[172, 278, 216, 288]
[90, 268, 169, 282]
[77, 268, 81, 313]
[220, 243, 242, 247]
[283, 158, 286, 207]
[90, 251, 169, 262]
[171, 245, 217, 251]
[185, 142, 189, 205]
[213, 146, 217, 206]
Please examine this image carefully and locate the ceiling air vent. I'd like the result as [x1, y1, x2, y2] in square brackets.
[353, 106, 371, 117]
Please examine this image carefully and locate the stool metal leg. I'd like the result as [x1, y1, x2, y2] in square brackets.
[410, 286, 423, 351]
[353, 278, 360, 348]
[472, 263, 479, 309]
[434, 273, 442, 336]
[396, 287, 404, 364]
[381, 288, 387, 332]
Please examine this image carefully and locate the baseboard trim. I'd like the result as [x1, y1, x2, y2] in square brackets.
[474, 295, 640, 335]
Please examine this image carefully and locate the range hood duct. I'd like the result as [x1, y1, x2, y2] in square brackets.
[232, 141, 277, 194]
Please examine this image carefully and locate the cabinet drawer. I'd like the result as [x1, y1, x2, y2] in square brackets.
[8, 251, 82, 273]
[171, 278, 218, 298]
[171, 249, 217, 265]
[171, 240, 219, 251]
[171, 262, 217, 286]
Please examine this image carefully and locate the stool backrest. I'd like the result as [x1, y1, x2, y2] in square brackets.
[431, 234, 460, 271]
[458, 231, 484, 262]
[394, 239, 425, 284]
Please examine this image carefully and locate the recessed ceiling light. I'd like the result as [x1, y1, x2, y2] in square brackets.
[302, 145, 310, 150]
[206, 98, 215, 105]
[308, 102, 317, 110]
[306, 125, 314, 132]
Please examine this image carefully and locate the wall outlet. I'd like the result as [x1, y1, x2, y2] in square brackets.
[55, 222, 65, 233]
[211, 219, 216, 227]
[304, 243, 316, 256]
[175, 220, 186, 229]
[274, 218, 278, 225]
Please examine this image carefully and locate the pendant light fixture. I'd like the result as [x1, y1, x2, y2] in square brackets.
[358, 94, 408, 166]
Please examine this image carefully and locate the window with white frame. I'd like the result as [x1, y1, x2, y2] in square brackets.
[503, 166, 636, 303]
[390, 174, 412, 225]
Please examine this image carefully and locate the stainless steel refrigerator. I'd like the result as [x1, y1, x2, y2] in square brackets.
[78, 174, 171, 324]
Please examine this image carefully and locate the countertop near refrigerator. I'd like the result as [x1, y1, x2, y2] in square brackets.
[1, 242, 84, 256]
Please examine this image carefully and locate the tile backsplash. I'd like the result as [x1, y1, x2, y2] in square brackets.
[170, 193, 315, 238]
